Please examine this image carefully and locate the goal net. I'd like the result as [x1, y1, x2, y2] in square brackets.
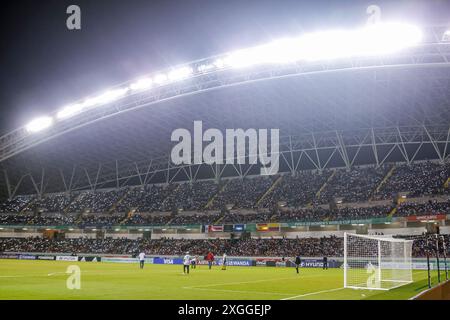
[343, 233, 413, 290]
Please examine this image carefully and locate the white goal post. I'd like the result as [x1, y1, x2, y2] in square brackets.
[343, 232, 413, 290]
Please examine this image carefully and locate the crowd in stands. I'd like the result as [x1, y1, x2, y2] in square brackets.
[169, 213, 222, 226]
[220, 211, 273, 224]
[396, 200, 450, 217]
[0, 213, 75, 226]
[270, 205, 394, 222]
[116, 184, 178, 213]
[161, 181, 218, 211]
[211, 176, 274, 210]
[1, 235, 447, 258]
[28, 193, 73, 213]
[1, 198, 449, 226]
[66, 189, 127, 213]
[0, 236, 343, 257]
[260, 171, 331, 208]
[0, 195, 33, 213]
[121, 213, 171, 226]
[395, 234, 450, 257]
[374, 162, 449, 200]
[316, 166, 389, 204]
[0, 162, 448, 225]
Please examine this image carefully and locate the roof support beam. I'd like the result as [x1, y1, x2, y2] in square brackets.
[3, 169, 12, 200]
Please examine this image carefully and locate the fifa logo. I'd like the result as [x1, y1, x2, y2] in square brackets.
[171, 121, 280, 175]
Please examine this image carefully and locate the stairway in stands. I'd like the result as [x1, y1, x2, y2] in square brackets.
[119, 213, 131, 225]
[204, 180, 229, 210]
[212, 214, 225, 225]
[19, 198, 36, 214]
[387, 207, 397, 218]
[371, 165, 396, 200]
[255, 175, 283, 207]
[164, 216, 176, 226]
[314, 170, 336, 201]
[444, 177, 450, 189]
[64, 192, 83, 214]
[108, 188, 132, 214]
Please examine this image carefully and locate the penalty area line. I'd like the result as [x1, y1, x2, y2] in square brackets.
[185, 276, 301, 289]
[182, 286, 294, 297]
[281, 287, 345, 300]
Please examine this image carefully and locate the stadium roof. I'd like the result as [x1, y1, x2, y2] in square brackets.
[0, 24, 450, 197]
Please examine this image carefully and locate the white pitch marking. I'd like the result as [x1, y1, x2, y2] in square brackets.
[281, 287, 345, 300]
[185, 276, 299, 289]
[182, 286, 294, 296]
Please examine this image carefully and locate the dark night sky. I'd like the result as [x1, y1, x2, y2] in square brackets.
[0, 0, 448, 134]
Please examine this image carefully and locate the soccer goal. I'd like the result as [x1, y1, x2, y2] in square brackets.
[343, 232, 413, 290]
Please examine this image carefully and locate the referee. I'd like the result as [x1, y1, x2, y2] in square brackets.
[323, 256, 328, 270]
[295, 255, 301, 274]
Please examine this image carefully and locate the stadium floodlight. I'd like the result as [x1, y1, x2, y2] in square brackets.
[213, 59, 225, 69]
[168, 66, 193, 81]
[56, 103, 84, 120]
[443, 30, 450, 41]
[153, 73, 168, 85]
[95, 87, 129, 105]
[81, 87, 129, 108]
[81, 96, 99, 108]
[223, 22, 422, 68]
[197, 63, 215, 73]
[129, 78, 153, 91]
[25, 116, 53, 133]
[198, 59, 226, 73]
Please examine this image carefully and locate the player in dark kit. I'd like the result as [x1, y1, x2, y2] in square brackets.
[295, 255, 301, 274]
[323, 256, 328, 270]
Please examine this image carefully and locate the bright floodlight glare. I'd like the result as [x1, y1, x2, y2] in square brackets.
[198, 59, 225, 73]
[93, 87, 129, 105]
[214, 59, 225, 69]
[153, 73, 168, 85]
[443, 30, 450, 41]
[26, 116, 53, 133]
[168, 66, 193, 81]
[57, 103, 84, 120]
[197, 63, 215, 73]
[223, 22, 422, 67]
[129, 78, 153, 91]
[81, 87, 129, 108]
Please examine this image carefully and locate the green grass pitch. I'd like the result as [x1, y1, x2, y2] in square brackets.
[0, 260, 437, 300]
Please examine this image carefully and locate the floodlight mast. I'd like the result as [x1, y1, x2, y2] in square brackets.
[0, 24, 449, 164]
